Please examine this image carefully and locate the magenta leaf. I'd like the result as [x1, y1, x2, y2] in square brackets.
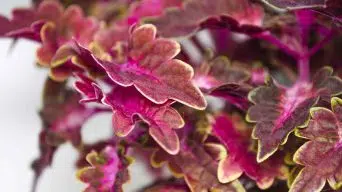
[147, 0, 264, 38]
[77, 145, 132, 192]
[39, 6, 99, 81]
[74, 74, 185, 154]
[100, 24, 206, 110]
[52, 41, 107, 79]
[0, 1, 100, 81]
[213, 115, 288, 189]
[66, 24, 207, 109]
[209, 84, 252, 111]
[247, 67, 342, 162]
[6, 20, 45, 42]
[0, 6, 36, 36]
[289, 97, 342, 192]
[40, 80, 105, 147]
[32, 79, 106, 192]
[74, 73, 104, 104]
[151, 144, 245, 192]
[103, 86, 184, 155]
[91, 0, 183, 56]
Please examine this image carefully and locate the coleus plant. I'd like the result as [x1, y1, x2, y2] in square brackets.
[1, 0, 342, 191]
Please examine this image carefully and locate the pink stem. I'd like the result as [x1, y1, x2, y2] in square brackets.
[297, 54, 310, 83]
[308, 31, 335, 57]
[254, 32, 300, 59]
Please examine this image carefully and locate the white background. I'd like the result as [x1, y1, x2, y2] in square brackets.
[0, 0, 153, 191]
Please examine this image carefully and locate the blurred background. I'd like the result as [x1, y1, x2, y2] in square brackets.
[0, 1, 153, 191]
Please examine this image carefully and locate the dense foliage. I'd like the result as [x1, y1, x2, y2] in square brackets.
[1, 0, 342, 191]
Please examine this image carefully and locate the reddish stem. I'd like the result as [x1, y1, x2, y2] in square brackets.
[308, 31, 335, 57]
[297, 55, 310, 83]
[254, 32, 300, 59]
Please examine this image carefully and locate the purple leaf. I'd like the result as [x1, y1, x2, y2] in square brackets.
[74, 74, 185, 154]
[247, 67, 342, 162]
[147, 0, 265, 38]
[290, 97, 342, 192]
[32, 78, 106, 192]
[213, 115, 288, 189]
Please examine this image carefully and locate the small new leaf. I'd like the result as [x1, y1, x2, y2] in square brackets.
[77, 146, 131, 192]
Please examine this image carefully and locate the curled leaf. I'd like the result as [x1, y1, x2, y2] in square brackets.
[74, 75, 184, 155]
[103, 86, 184, 155]
[74, 73, 104, 103]
[209, 83, 252, 111]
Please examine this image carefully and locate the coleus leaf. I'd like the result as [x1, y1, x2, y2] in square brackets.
[140, 178, 189, 192]
[39, 5, 99, 81]
[76, 140, 116, 169]
[1, 1, 100, 81]
[31, 129, 57, 192]
[91, 0, 183, 54]
[74, 74, 185, 155]
[74, 73, 104, 104]
[247, 67, 342, 162]
[40, 79, 105, 147]
[260, 0, 326, 12]
[260, 0, 342, 27]
[193, 56, 265, 110]
[193, 56, 251, 91]
[143, 183, 189, 192]
[103, 86, 184, 155]
[63, 24, 207, 109]
[151, 143, 246, 192]
[5, 20, 45, 42]
[209, 83, 252, 111]
[32, 79, 106, 191]
[289, 97, 342, 192]
[52, 41, 108, 79]
[146, 0, 265, 38]
[213, 115, 288, 189]
[92, 25, 129, 56]
[126, 0, 183, 23]
[0, 5, 36, 36]
[1, 1, 76, 39]
[77, 145, 132, 192]
[101, 24, 207, 109]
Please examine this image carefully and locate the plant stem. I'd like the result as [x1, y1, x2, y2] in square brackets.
[254, 31, 313, 84]
[308, 30, 335, 57]
[254, 32, 300, 59]
[297, 54, 310, 83]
